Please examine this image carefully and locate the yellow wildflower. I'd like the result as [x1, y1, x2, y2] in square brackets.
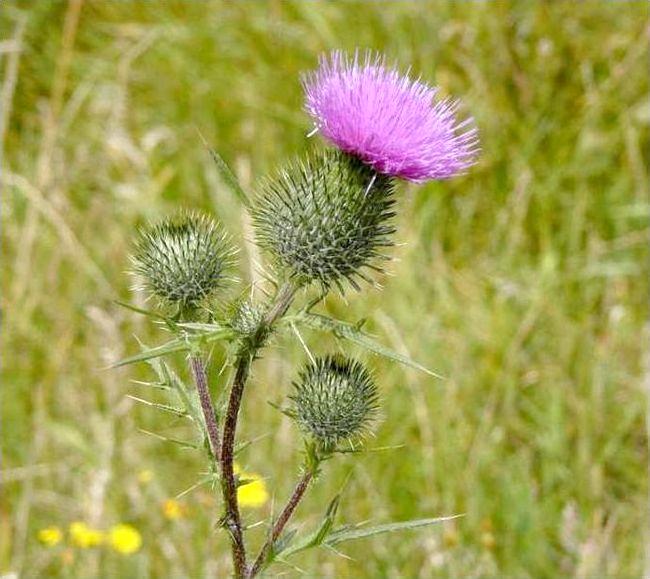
[162, 499, 186, 520]
[69, 522, 104, 548]
[137, 469, 153, 485]
[38, 526, 63, 547]
[237, 472, 269, 508]
[109, 524, 142, 555]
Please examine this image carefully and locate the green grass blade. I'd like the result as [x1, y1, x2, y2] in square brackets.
[198, 129, 250, 207]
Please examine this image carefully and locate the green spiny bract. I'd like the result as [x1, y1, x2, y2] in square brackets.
[230, 298, 266, 337]
[252, 150, 396, 291]
[131, 212, 236, 312]
[290, 355, 379, 449]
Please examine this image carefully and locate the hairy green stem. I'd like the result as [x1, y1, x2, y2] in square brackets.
[248, 469, 314, 578]
[189, 355, 221, 461]
[220, 280, 298, 578]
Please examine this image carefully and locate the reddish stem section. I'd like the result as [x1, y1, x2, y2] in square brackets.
[248, 470, 314, 578]
[190, 355, 221, 461]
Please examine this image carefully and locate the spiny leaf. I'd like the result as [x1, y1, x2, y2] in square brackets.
[145, 355, 202, 426]
[297, 312, 444, 379]
[114, 300, 173, 323]
[126, 395, 189, 418]
[177, 321, 228, 332]
[335, 444, 406, 455]
[325, 514, 463, 546]
[111, 338, 189, 368]
[177, 323, 235, 344]
[138, 428, 199, 449]
[176, 474, 217, 499]
[130, 378, 171, 391]
[271, 529, 297, 560]
[278, 492, 343, 559]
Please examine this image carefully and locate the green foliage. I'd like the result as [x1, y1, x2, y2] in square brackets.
[2, 2, 648, 578]
[290, 356, 379, 448]
[252, 150, 396, 291]
[295, 311, 443, 378]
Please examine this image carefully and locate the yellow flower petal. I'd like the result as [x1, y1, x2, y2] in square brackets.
[237, 472, 269, 508]
[69, 522, 104, 548]
[38, 526, 63, 547]
[162, 499, 186, 520]
[109, 524, 142, 555]
[137, 469, 153, 485]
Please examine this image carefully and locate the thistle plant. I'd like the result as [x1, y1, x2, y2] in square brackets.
[116, 49, 478, 577]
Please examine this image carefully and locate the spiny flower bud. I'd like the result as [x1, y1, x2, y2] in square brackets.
[290, 355, 379, 448]
[252, 150, 396, 291]
[229, 298, 266, 337]
[131, 212, 236, 311]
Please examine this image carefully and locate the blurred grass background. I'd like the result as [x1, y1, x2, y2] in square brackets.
[2, 1, 649, 577]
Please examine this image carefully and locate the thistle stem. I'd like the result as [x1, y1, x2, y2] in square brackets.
[220, 280, 298, 578]
[248, 470, 314, 578]
[189, 355, 221, 462]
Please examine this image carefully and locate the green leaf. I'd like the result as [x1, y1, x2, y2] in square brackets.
[271, 529, 297, 559]
[198, 130, 250, 207]
[114, 300, 170, 322]
[278, 492, 343, 559]
[126, 394, 189, 417]
[177, 322, 235, 345]
[175, 474, 216, 499]
[130, 378, 171, 391]
[326, 514, 463, 546]
[138, 428, 199, 449]
[334, 444, 406, 455]
[111, 338, 189, 368]
[146, 356, 202, 425]
[297, 313, 444, 379]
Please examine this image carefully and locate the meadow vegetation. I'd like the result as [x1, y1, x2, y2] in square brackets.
[2, 1, 649, 577]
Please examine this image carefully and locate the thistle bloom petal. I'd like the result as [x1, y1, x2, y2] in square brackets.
[302, 51, 479, 182]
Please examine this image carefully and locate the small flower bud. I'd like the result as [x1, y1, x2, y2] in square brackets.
[229, 298, 266, 337]
[290, 355, 379, 448]
[252, 150, 396, 291]
[131, 212, 236, 311]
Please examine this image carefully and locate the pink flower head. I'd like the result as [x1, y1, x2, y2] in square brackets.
[302, 51, 479, 182]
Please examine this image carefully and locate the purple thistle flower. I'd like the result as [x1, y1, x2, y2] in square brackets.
[302, 51, 479, 183]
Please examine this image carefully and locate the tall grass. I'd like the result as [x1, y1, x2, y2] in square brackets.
[2, 1, 648, 577]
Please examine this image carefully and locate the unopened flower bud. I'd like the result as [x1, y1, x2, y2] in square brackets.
[290, 355, 379, 448]
[131, 212, 236, 311]
[252, 150, 396, 291]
